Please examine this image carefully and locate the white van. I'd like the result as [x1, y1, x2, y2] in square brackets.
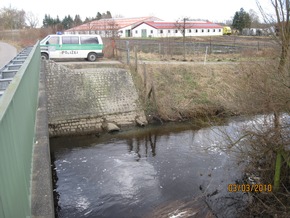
[40, 34, 104, 61]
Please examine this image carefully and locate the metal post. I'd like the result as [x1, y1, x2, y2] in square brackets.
[134, 46, 138, 72]
[126, 41, 130, 65]
[204, 46, 208, 65]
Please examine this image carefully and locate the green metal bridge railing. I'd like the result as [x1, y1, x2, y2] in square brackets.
[0, 42, 40, 218]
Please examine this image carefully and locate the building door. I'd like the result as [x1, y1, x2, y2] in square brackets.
[125, 30, 131, 37]
[141, 29, 147, 38]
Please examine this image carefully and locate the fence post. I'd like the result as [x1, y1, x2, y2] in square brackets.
[126, 40, 130, 65]
[134, 46, 138, 72]
[143, 63, 148, 103]
[143, 63, 147, 89]
[209, 36, 212, 54]
[204, 46, 208, 65]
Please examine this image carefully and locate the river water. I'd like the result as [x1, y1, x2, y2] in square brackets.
[50, 119, 252, 218]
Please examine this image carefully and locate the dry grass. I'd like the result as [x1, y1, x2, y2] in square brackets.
[0, 28, 53, 48]
[130, 46, 277, 63]
[131, 47, 286, 123]
[133, 62, 239, 121]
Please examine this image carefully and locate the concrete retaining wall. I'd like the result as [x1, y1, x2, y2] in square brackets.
[31, 62, 54, 218]
[45, 61, 146, 136]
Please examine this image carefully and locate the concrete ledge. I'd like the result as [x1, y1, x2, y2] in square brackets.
[31, 63, 55, 218]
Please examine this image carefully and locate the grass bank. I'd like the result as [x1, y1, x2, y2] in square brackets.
[131, 62, 240, 123]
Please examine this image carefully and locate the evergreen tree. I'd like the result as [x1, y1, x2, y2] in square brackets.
[232, 8, 251, 32]
[62, 15, 74, 29]
[43, 14, 54, 27]
[96, 12, 102, 20]
[73, 14, 82, 26]
[84, 17, 90, 23]
[106, 11, 112, 18]
[55, 16, 61, 25]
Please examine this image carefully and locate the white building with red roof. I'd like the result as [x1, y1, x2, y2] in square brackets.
[65, 16, 162, 37]
[132, 21, 223, 37]
[65, 17, 223, 38]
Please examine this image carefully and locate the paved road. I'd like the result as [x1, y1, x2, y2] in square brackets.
[0, 42, 17, 69]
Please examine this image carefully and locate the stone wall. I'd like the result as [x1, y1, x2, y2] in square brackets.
[45, 61, 146, 136]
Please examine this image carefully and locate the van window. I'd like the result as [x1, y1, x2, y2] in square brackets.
[80, 36, 99, 44]
[62, 36, 79, 44]
[48, 36, 59, 44]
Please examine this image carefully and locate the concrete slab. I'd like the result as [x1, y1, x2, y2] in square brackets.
[45, 61, 147, 136]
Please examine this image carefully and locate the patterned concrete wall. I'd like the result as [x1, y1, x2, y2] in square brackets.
[45, 61, 146, 136]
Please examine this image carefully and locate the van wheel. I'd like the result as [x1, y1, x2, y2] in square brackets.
[41, 53, 49, 60]
[87, 52, 97, 62]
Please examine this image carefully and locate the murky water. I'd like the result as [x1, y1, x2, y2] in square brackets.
[50, 120, 251, 218]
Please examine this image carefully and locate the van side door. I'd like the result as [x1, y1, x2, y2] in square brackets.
[80, 36, 103, 57]
[46, 36, 61, 58]
[60, 36, 80, 58]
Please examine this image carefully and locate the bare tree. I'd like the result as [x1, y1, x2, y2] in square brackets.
[25, 11, 39, 28]
[86, 21, 95, 34]
[257, 0, 290, 73]
[214, 5, 290, 214]
[104, 19, 120, 57]
[0, 6, 26, 30]
[103, 19, 119, 38]
[249, 9, 261, 28]
[175, 17, 189, 61]
[256, 1, 290, 193]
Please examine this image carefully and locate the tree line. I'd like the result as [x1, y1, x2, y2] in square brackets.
[42, 11, 112, 31]
[0, 5, 264, 33]
[0, 5, 113, 30]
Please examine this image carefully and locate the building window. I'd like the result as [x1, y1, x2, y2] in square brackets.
[208, 29, 210, 32]
[219, 29, 221, 32]
[160, 30, 163, 34]
[202, 29, 204, 33]
[188, 29, 191, 33]
[135, 30, 138, 34]
[168, 30, 170, 33]
[120, 30, 123, 33]
[213, 29, 215, 32]
[195, 29, 198, 33]
[151, 30, 153, 34]
[175, 29, 178, 33]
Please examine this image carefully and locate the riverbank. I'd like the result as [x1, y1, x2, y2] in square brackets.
[131, 62, 241, 123]
[131, 56, 289, 123]
[128, 59, 290, 217]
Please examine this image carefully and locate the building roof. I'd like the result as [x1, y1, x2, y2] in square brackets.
[65, 16, 162, 32]
[133, 21, 223, 30]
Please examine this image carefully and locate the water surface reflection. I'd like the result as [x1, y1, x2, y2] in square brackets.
[50, 121, 249, 218]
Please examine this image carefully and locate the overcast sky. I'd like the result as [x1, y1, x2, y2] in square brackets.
[0, 0, 269, 25]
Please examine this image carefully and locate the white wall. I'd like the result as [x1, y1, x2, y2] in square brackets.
[132, 23, 223, 38]
[129, 23, 157, 38]
[65, 24, 223, 38]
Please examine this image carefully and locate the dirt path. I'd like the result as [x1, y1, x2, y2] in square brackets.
[0, 41, 17, 69]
